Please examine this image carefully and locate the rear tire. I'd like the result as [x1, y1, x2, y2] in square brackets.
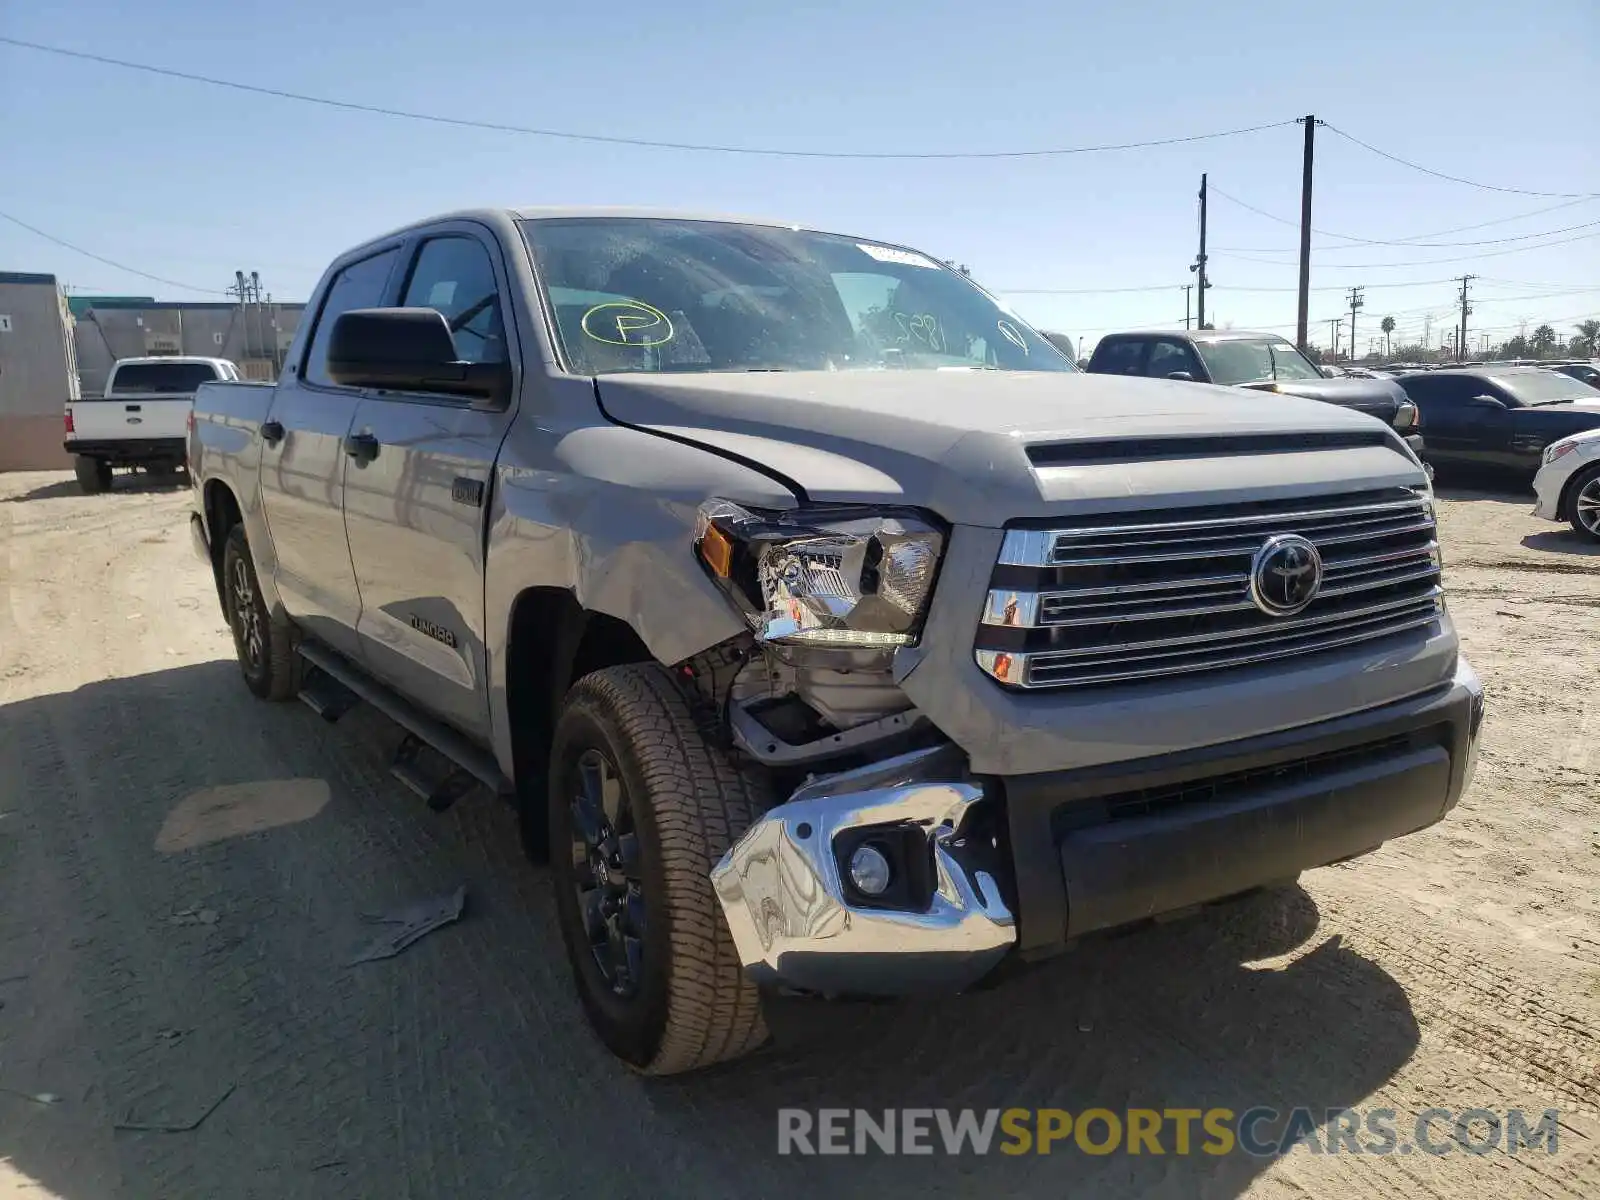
[221, 525, 301, 700]
[1566, 463, 1600, 543]
[74, 455, 111, 495]
[549, 663, 771, 1075]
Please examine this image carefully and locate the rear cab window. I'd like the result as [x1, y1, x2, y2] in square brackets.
[105, 362, 223, 394]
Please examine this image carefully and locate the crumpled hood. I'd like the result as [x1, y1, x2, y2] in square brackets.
[595, 370, 1426, 525]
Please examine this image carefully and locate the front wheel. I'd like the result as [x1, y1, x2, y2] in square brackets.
[549, 663, 771, 1075]
[221, 525, 300, 700]
[1567, 463, 1600, 542]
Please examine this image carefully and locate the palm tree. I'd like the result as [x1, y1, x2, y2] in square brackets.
[1575, 319, 1600, 357]
[1531, 324, 1557, 356]
[1380, 316, 1396, 358]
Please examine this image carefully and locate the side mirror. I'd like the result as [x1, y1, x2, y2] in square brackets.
[1165, 370, 1195, 382]
[1320, 365, 1339, 378]
[327, 308, 510, 407]
[1467, 394, 1506, 409]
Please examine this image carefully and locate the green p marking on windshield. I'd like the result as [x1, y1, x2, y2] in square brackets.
[581, 300, 675, 347]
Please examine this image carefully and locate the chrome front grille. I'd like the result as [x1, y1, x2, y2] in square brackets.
[975, 489, 1443, 689]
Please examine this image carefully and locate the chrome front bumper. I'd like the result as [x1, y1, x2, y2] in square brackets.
[709, 745, 1016, 996]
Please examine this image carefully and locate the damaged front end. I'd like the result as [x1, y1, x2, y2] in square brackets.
[682, 500, 1017, 995]
[708, 744, 1015, 996]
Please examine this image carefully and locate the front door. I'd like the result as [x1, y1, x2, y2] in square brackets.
[257, 246, 401, 657]
[341, 229, 518, 742]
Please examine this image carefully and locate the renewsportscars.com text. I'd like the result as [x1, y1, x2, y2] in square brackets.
[776, 1107, 1562, 1158]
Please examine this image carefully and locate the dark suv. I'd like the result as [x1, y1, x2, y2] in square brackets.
[1087, 329, 1423, 454]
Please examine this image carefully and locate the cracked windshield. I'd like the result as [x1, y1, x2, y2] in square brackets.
[523, 217, 1070, 373]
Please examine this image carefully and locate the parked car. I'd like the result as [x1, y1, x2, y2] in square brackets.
[65, 355, 239, 493]
[1545, 361, 1600, 388]
[1085, 329, 1424, 455]
[1532, 426, 1600, 542]
[1394, 366, 1600, 474]
[189, 208, 1482, 1075]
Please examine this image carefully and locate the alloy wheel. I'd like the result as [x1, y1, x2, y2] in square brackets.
[568, 748, 646, 998]
[1577, 476, 1600, 537]
[231, 558, 264, 669]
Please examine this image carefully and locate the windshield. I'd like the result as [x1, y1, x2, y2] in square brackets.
[1194, 338, 1326, 386]
[520, 218, 1073, 375]
[1495, 371, 1600, 405]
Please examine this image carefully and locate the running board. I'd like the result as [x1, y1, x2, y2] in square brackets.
[298, 669, 360, 723]
[296, 641, 513, 799]
[391, 733, 480, 813]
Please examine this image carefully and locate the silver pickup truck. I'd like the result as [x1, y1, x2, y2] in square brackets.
[189, 208, 1484, 1075]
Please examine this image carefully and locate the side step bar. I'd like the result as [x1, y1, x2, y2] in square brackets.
[296, 641, 514, 800]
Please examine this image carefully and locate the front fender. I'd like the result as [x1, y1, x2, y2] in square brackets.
[483, 422, 797, 777]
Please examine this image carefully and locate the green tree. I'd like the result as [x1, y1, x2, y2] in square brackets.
[1531, 324, 1557, 356]
[1380, 315, 1396, 358]
[1502, 334, 1532, 359]
[1574, 319, 1600, 356]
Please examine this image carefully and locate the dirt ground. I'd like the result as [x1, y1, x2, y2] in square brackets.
[1, 468, 1596, 1199]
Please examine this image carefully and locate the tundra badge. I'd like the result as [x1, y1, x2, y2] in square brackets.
[410, 615, 460, 649]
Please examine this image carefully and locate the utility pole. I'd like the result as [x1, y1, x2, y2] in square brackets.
[1295, 115, 1318, 351]
[1329, 317, 1341, 359]
[1346, 286, 1364, 363]
[1455, 275, 1474, 363]
[1183, 284, 1193, 329]
[1190, 173, 1211, 330]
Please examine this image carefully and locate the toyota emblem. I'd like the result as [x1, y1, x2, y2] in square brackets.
[1250, 534, 1323, 616]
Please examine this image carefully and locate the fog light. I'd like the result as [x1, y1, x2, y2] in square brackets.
[848, 844, 892, 896]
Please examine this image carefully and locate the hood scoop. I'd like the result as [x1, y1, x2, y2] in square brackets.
[1025, 429, 1391, 468]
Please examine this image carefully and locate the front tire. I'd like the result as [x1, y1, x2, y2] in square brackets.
[74, 455, 112, 494]
[1566, 463, 1600, 542]
[221, 525, 300, 700]
[549, 663, 771, 1075]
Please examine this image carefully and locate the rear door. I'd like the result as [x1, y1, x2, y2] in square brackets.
[257, 246, 402, 657]
[340, 226, 519, 741]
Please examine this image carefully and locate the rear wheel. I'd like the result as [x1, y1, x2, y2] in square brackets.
[221, 525, 301, 700]
[1567, 464, 1600, 542]
[74, 455, 112, 495]
[549, 663, 771, 1075]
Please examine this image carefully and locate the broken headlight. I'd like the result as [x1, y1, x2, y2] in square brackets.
[695, 500, 944, 647]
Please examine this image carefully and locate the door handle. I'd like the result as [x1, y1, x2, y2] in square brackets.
[260, 420, 285, 446]
[343, 431, 380, 463]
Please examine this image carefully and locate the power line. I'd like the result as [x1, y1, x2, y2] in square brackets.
[1214, 217, 1600, 254]
[1212, 227, 1600, 269]
[0, 209, 227, 294]
[1209, 185, 1600, 247]
[0, 36, 1298, 161]
[1002, 277, 1468, 295]
[1321, 123, 1600, 199]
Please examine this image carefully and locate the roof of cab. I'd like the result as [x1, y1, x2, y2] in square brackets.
[1100, 329, 1295, 342]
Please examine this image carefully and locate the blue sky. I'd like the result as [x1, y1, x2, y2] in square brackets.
[2, 0, 1596, 356]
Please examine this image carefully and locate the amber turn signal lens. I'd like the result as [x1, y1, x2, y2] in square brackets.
[700, 523, 734, 578]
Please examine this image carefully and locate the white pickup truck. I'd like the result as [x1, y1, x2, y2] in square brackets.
[65, 356, 239, 493]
